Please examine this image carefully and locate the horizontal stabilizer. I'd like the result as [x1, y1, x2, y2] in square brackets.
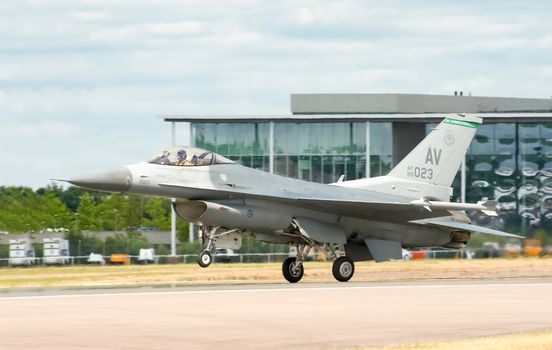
[422, 220, 523, 239]
[409, 199, 499, 216]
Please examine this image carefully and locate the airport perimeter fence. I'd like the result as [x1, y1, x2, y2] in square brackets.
[0, 252, 292, 267]
[0, 248, 534, 267]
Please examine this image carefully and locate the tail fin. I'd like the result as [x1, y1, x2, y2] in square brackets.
[388, 114, 481, 187]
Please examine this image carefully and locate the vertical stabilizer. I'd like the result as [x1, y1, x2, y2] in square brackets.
[388, 114, 481, 188]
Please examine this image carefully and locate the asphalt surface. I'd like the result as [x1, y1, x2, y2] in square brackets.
[1, 279, 552, 349]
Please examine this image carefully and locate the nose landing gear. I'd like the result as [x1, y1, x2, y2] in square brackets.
[198, 251, 212, 268]
[197, 226, 240, 268]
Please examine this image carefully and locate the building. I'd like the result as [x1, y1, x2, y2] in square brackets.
[163, 93, 552, 236]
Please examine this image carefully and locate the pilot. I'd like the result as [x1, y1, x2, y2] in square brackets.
[176, 149, 192, 166]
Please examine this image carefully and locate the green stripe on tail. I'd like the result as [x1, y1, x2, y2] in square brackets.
[443, 118, 479, 128]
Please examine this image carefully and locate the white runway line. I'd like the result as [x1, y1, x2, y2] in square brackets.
[2, 281, 552, 301]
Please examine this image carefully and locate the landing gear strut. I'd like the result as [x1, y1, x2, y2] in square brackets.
[197, 226, 239, 268]
[197, 226, 215, 268]
[281, 244, 312, 283]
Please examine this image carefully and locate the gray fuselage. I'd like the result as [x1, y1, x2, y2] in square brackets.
[123, 161, 457, 248]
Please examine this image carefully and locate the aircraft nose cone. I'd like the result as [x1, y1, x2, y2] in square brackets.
[68, 167, 132, 193]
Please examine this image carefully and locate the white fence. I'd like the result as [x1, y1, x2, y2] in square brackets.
[0, 248, 512, 267]
[0, 253, 293, 266]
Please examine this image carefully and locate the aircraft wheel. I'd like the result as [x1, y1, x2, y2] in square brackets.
[332, 256, 354, 282]
[198, 251, 212, 268]
[282, 257, 304, 283]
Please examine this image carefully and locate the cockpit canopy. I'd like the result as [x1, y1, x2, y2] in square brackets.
[147, 147, 234, 167]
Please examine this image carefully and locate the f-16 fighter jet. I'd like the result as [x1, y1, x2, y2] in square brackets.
[64, 114, 521, 282]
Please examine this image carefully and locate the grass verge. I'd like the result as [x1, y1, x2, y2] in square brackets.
[1, 258, 552, 289]
[356, 329, 552, 350]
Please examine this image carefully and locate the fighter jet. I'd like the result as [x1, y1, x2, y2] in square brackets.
[64, 114, 521, 283]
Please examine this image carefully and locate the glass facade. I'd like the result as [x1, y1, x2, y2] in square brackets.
[426, 122, 552, 235]
[192, 121, 392, 183]
[192, 119, 552, 235]
[370, 123, 393, 178]
[193, 122, 271, 172]
[273, 122, 368, 183]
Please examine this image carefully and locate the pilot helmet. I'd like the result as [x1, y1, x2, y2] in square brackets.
[177, 149, 187, 161]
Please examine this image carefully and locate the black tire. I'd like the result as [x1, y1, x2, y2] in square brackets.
[198, 251, 212, 268]
[282, 257, 304, 283]
[332, 256, 355, 282]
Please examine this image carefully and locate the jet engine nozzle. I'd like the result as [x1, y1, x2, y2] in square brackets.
[68, 167, 132, 193]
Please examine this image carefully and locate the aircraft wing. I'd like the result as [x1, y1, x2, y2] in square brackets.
[160, 182, 522, 236]
[417, 220, 524, 238]
[158, 183, 452, 222]
[294, 198, 452, 222]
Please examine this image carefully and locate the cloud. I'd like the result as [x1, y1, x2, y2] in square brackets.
[0, 149, 62, 173]
[535, 66, 552, 78]
[394, 15, 522, 36]
[202, 30, 262, 45]
[69, 10, 117, 21]
[0, 120, 82, 139]
[1, 0, 552, 188]
[286, 1, 370, 25]
[146, 21, 206, 35]
[536, 34, 552, 49]
[443, 77, 497, 95]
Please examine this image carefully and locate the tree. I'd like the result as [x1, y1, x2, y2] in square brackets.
[125, 196, 144, 230]
[176, 221, 190, 243]
[41, 190, 73, 229]
[66, 231, 104, 256]
[143, 198, 171, 230]
[104, 234, 130, 255]
[77, 192, 97, 231]
[95, 194, 129, 231]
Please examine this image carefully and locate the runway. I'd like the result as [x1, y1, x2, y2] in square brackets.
[1, 279, 552, 349]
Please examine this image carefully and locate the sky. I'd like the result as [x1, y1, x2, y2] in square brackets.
[1, 0, 552, 188]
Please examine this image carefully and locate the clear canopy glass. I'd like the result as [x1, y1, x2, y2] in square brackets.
[148, 147, 234, 166]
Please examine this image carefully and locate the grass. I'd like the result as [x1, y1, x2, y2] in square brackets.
[353, 329, 552, 350]
[1, 258, 552, 289]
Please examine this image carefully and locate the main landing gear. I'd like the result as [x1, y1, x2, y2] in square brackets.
[282, 257, 304, 283]
[197, 225, 355, 283]
[332, 256, 355, 282]
[283, 243, 355, 283]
